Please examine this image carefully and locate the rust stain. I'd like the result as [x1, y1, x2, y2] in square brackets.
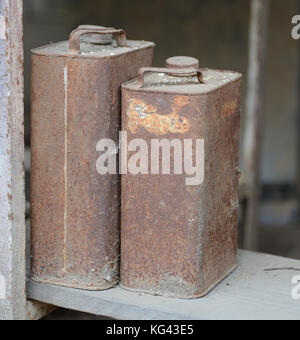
[172, 96, 190, 114]
[127, 96, 190, 135]
[222, 100, 238, 117]
[8, 213, 14, 221]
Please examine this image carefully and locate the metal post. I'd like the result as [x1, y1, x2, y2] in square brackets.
[0, 0, 26, 320]
[243, 0, 270, 250]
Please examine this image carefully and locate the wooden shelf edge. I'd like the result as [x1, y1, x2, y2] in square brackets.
[27, 250, 300, 320]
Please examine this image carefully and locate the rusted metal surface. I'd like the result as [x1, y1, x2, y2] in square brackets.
[127, 97, 191, 135]
[69, 26, 127, 53]
[31, 26, 154, 290]
[78, 25, 113, 45]
[165, 56, 200, 70]
[121, 57, 242, 298]
[138, 66, 204, 87]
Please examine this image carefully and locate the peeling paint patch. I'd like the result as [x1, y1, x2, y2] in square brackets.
[0, 2, 5, 17]
[0, 15, 6, 40]
[128, 97, 190, 135]
[0, 274, 6, 299]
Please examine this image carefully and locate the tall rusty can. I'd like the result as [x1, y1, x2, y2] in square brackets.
[30, 26, 155, 290]
[121, 57, 242, 298]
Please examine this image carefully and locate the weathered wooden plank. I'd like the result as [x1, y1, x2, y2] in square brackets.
[243, 0, 270, 250]
[0, 0, 26, 320]
[27, 251, 300, 320]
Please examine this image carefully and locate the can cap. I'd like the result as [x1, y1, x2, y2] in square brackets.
[166, 56, 200, 70]
[79, 25, 113, 45]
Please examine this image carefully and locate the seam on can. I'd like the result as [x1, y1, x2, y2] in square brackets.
[63, 63, 68, 275]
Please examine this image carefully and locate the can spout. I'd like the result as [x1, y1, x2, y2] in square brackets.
[166, 56, 200, 70]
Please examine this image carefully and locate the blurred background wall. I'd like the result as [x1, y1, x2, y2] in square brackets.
[23, 0, 300, 258]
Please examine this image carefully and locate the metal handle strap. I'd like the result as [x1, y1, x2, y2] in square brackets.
[69, 26, 127, 53]
[138, 67, 204, 88]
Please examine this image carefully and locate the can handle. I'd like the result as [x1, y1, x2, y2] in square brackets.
[138, 67, 205, 88]
[69, 26, 127, 53]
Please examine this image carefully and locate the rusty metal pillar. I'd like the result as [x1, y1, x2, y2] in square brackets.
[0, 0, 26, 320]
[242, 0, 270, 250]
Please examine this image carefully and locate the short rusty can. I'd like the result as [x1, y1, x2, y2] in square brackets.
[30, 25, 155, 290]
[121, 57, 242, 298]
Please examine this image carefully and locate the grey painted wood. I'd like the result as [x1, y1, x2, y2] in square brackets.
[27, 251, 300, 320]
[0, 0, 27, 320]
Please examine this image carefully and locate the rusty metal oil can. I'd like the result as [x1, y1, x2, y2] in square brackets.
[30, 26, 155, 290]
[121, 57, 242, 298]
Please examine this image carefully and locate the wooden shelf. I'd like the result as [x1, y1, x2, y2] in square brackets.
[27, 250, 300, 320]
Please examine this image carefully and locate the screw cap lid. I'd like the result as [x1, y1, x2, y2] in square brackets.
[166, 56, 200, 69]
